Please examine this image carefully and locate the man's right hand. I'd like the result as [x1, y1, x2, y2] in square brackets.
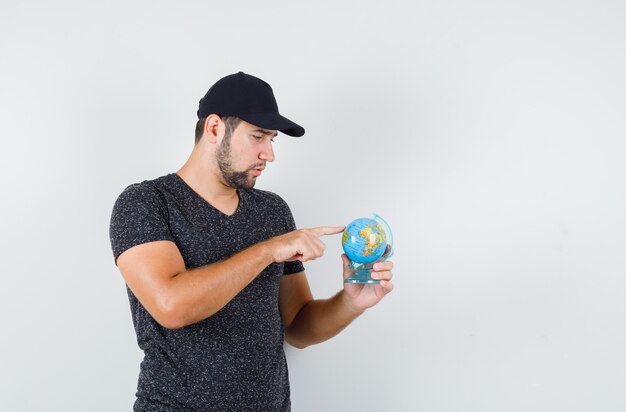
[265, 226, 345, 263]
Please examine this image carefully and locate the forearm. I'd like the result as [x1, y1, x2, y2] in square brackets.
[285, 290, 364, 349]
[162, 241, 274, 328]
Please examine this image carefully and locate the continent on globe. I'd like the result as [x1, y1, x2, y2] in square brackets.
[359, 226, 384, 257]
[341, 217, 388, 264]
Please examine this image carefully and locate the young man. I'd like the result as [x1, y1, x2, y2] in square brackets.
[109, 72, 394, 411]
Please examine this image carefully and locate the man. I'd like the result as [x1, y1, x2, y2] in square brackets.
[109, 72, 394, 411]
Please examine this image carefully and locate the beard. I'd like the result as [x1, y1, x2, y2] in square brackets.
[216, 136, 262, 189]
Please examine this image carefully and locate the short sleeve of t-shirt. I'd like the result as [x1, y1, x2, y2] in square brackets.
[275, 195, 305, 276]
[109, 182, 174, 264]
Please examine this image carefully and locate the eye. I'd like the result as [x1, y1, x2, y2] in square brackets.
[253, 135, 275, 143]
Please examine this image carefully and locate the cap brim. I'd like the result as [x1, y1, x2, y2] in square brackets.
[238, 112, 305, 137]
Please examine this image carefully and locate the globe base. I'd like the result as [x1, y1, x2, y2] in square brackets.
[344, 267, 380, 284]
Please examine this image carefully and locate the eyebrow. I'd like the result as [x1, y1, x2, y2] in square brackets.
[251, 129, 278, 138]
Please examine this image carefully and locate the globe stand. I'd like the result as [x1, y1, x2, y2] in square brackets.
[343, 214, 394, 284]
[344, 263, 379, 284]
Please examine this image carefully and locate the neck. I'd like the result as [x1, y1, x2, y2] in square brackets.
[176, 144, 238, 206]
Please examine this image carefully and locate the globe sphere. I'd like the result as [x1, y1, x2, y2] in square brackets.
[341, 217, 388, 264]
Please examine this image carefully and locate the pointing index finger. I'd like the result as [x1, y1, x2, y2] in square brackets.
[310, 226, 346, 237]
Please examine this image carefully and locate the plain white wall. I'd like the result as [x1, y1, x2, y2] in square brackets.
[1, 1, 625, 411]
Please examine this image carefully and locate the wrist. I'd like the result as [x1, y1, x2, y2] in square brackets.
[339, 290, 365, 316]
[256, 239, 277, 265]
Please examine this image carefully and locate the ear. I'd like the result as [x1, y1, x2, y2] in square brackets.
[203, 114, 222, 144]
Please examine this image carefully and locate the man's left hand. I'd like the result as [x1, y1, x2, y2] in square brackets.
[341, 253, 394, 313]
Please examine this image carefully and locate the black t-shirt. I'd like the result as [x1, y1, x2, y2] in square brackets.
[109, 173, 304, 411]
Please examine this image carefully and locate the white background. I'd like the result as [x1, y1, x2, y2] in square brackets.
[1, 1, 625, 411]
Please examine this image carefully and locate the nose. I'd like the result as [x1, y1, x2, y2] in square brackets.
[259, 140, 275, 162]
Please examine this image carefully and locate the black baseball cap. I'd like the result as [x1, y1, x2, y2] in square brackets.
[197, 72, 305, 137]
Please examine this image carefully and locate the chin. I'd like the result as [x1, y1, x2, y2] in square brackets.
[236, 179, 256, 190]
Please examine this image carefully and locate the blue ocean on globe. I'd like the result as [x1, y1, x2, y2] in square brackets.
[341, 217, 388, 264]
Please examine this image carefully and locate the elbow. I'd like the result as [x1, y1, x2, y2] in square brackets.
[290, 342, 309, 350]
[287, 340, 309, 350]
[151, 293, 221, 329]
[284, 332, 311, 350]
[152, 297, 190, 330]
[154, 310, 187, 330]
[152, 295, 220, 329]
[156, 315, 187, 330]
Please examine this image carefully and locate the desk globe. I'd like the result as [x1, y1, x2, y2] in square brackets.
[341, 214, 394, 283]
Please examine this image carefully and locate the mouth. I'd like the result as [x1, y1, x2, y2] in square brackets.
[251, 165, 265, 177]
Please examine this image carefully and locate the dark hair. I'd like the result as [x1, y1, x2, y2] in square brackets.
[195, 116, 242, 145]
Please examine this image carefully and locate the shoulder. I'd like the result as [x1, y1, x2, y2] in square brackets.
[113, 175, 173, 209]
[110, 176, 176, 226]
[110, 175, 176, 262]
[113, 184, 163, 217]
